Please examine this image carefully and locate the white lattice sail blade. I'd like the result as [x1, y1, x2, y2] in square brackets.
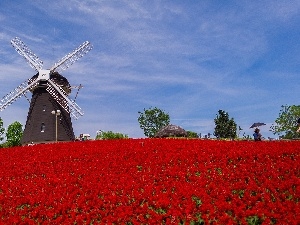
[11, 37, 43, 72]
[46, 79, 84, 119]
[46, 84, 69, 112]
[0, 78, 39, 111]
[50, 41, 92, 73]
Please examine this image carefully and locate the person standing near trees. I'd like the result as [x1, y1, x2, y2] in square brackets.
[253, 128, 262, 141]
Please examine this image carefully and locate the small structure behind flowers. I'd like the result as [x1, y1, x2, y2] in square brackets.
[79, 133, 91, 141]
[155, 124, 187, 138]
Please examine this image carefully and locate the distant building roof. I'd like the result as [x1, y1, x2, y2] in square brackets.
[155, 124, 187, 138]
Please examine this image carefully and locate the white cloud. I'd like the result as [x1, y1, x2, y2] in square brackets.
[1, 1, 300, 139]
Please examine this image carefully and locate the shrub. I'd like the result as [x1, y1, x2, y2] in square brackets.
[95, 130, 128, 140]
[186, 130, 199, 138]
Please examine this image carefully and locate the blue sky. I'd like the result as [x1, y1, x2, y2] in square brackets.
[1, 1, 300, 139]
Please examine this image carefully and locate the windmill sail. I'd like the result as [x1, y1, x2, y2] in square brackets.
[50, 41, 93, 73]
[46, 79, 83, 119]
[0, 78, 39, 111]
[11, 37, 43, 72]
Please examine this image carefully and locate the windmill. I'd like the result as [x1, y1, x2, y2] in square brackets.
[0, 37, 92, 145]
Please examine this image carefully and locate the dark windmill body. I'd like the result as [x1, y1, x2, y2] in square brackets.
[0, 37, 92, 145]
[21, 73, 75, 144]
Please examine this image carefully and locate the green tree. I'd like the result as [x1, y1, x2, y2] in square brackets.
[95, 130, 128, 140]
[5, 121, 23, 147]
[213, 110, 237, 139]
[138, 107, 170, 137]
[186, 130, 199, 138]
[270, 105, 300, 139]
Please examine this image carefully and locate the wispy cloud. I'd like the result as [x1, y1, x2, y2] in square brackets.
[0, 1, 300, 139]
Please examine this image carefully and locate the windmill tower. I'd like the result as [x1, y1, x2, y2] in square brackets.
[0, 37, 92, 145]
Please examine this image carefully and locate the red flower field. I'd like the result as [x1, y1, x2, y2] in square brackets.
[0, 139, 299, 224]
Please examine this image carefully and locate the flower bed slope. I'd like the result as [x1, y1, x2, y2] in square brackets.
[0, 139, 299, 224]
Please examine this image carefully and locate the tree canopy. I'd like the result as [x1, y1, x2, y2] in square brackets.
[5, 121, 23, 147]
[270, 105, 300, 139]
[213, 110, 237, 139]
[138, 107, 170, 137]
[95, 130, 128, 140]
[186, 130, 199, 138]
